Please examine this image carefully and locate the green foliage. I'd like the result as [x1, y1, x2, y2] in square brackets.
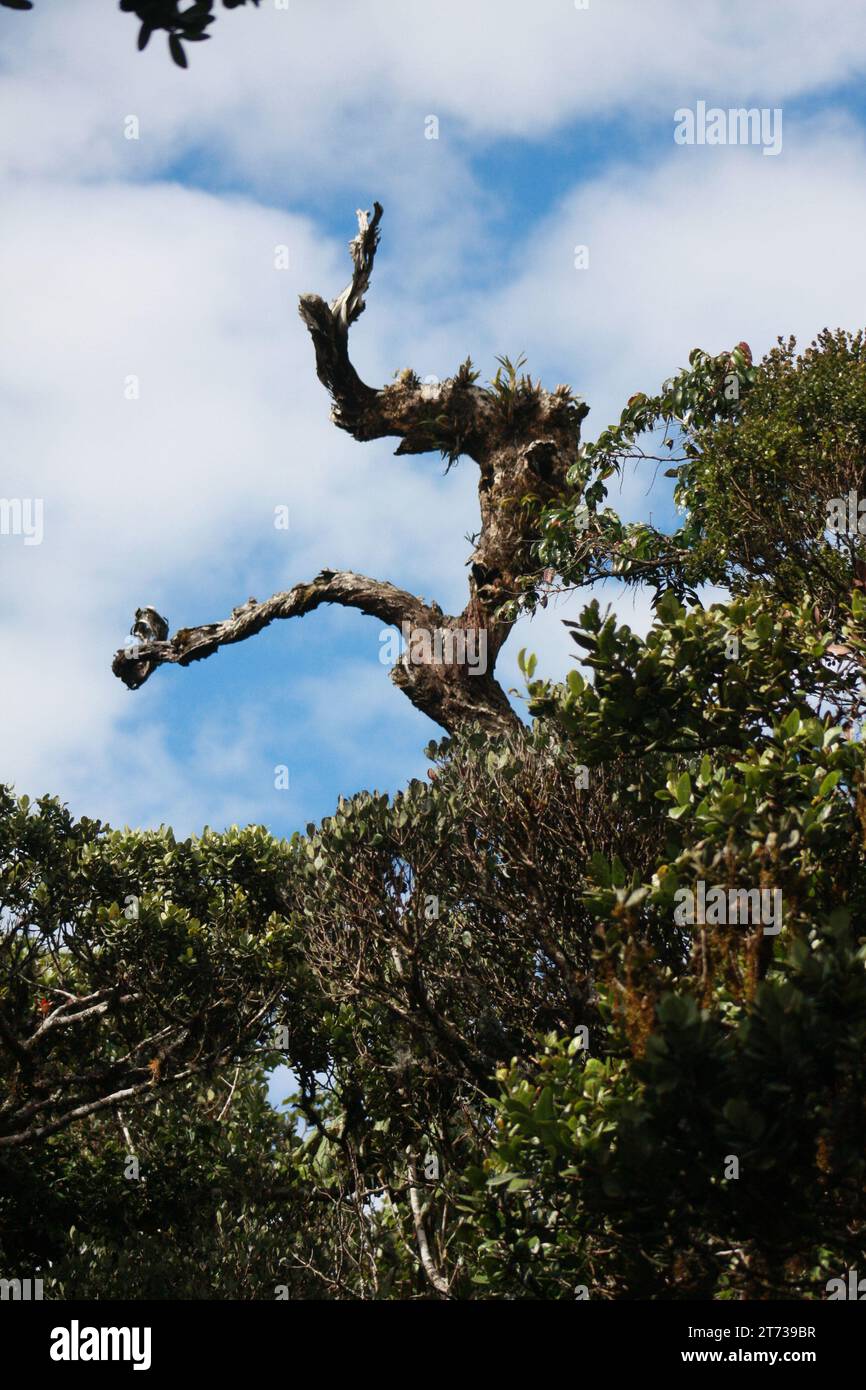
[524, 342, 757, 608]
[484, 401, 866, 1294]
[467, 906, 866, 1299]
[0, 793, 320, 1147]
[486, 354, 534, 425]
[526, 589, 866, 759]
[670, 330, 866, 612]
[529, 331, 866, 623]
[0, 1067, 320, 1299]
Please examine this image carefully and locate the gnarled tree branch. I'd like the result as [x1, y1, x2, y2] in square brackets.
[112, 202, 591, 737]
[112, 571, 516, 735]
[297, 202, 496, 460]
[113, 571, 431, 688]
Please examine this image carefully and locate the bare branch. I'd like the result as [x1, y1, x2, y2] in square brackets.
[0, 1074, 182, 1150]
[328, 200, 382, 334]
[407, 1153, 451, 1297]
[112, 570, 431, 690]
[24, 990, 140, 1050]
[299, 203, 494, 460]
[112, 569, 518, 736]
[297, 203, 383, 438]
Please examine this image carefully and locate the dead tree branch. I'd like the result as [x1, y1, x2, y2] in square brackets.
[113, 202, 591, 737]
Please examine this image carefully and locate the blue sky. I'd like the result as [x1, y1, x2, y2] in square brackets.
[3, 0, 866, 849]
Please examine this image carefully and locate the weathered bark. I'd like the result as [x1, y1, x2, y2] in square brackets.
[112, 203, 589, 736]
[112, 572, 514, 735]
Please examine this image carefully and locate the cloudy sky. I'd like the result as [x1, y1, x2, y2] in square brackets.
[2, 0, 866, 840]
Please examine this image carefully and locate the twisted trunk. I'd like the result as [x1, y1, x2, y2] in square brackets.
[112, 202, 589, 736]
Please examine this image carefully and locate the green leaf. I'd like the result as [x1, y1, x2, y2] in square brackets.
[675, 771, 692, 805]
[782, 709, 801, 737]
[818, 769, 842, 796]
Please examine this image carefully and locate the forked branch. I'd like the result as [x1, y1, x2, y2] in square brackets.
[298, 203, 495, 460]
[112, 202, 591, 738]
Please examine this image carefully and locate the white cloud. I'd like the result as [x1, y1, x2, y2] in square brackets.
[6, 0, 866, 183]
[481, 119, 866, 468]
